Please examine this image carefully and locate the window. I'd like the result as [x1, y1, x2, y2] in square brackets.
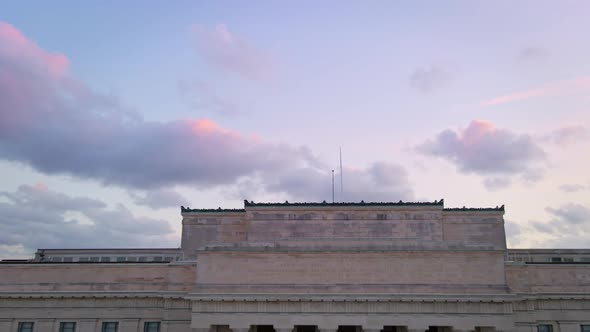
[563, 257, 574, 262]
[60, 322, 76, 332]
[152, 256, 162, 262]
[51, 257, 63, 262]
[63, 257, 73, 262]
[116, 257, 126, 262]
[138, 256, 147, 262]
[581, 325, 590, 332]
[18, 322, 34, 332]
[78, 257, 89, 262]
[90, 257, 100, 262]
[164, 256, 173, 262]
[538, 325, 553, 332]
[127, 257, 137, 262]
[144, 322, 161, 332]
[102, 322, 118, 332]
[550, 257, 562, 262]
[100, 257, 111, 262]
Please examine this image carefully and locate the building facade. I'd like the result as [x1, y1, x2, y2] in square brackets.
[1, 200, 589, 332]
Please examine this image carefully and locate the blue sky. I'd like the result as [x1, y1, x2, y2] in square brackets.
[1, 1, 590, 257]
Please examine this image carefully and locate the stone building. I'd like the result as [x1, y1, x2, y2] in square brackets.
[1, 200, 590, 332]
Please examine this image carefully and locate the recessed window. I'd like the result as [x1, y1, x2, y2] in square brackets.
[538, 325, 553, 332]
[102, 322, 118, 332]
[144, 322, 161, 332]
[60, 322, 76, 332]
[18, 322, 34, 332]
[581, 325, 590, 332]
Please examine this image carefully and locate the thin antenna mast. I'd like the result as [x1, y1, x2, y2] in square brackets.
[339, 147, 343, 202]
[331, 170, 335, 203]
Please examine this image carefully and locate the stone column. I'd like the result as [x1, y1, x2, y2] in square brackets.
[275, 327, 295, 332]
[34, 319, 55, 332]
[77, 319, 98, 332]
[407, 325, 428, 332]
[478, 328, 496, 332]
[119, 319, 140, 332]
[318, 326, 339, 332]
[558, 324, 580, 332]
[231, 326, 252, 332]
[0, 319, 12, 332]
[364, 328, 383, 332]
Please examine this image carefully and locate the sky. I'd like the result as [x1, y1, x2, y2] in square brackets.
[1, 1, 590, 258]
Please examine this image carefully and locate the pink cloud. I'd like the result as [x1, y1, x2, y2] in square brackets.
[33, 182, 48, 192]
[0, 21, 318, 189]
[481, 76, 590, 107]
[0, 22, 68, 77]
[417, 120, 545, 186]
[191, 24, 273, 80]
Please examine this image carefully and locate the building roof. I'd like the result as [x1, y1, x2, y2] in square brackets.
[181, 199, 505, 212]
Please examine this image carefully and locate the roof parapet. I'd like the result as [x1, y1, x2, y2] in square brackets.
[181, 199, 505, 212]
[181, 206, 246, 213]
[443, 205, 505, 212]
[243, 199, 445, 208]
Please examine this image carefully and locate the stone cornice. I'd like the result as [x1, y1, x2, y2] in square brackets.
[186, 293, 518, 302]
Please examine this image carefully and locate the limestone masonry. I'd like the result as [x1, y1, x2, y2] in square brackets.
[1, 200, 590, 332]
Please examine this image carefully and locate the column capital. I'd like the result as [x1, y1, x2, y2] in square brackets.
[364, 328, 383, 332]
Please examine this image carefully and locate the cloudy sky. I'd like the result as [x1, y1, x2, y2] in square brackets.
[1, 1, 590, 258]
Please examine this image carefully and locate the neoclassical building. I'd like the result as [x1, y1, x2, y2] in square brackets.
[1, 200, 590, 332]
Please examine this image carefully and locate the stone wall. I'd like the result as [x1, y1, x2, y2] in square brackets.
[0, 296, 192, 332]
[0, 263, 196, 292]
[442, 212, 506, 250]
[246, 209, 444, 242]
[195, 251, 507, 294]
[181, 212, 247, 259]
[180, 208, 506, 257]
[505, 263, 590, 293]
